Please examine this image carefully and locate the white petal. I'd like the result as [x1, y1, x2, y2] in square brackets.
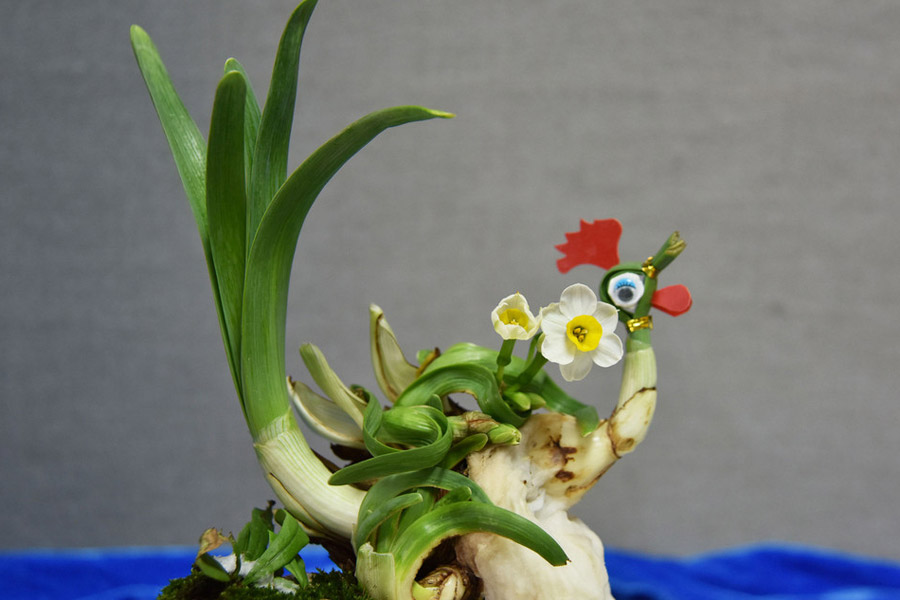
[560, 351, 593, 381]
[594, 302, 620, 334]
[559, 283, 598, 319]
[541, 332, 575, 365]
[499, 292, 531, 316]
[539, 304, 568, 335]
[590, 334, 624, 367]
[506, 323, 532, 340]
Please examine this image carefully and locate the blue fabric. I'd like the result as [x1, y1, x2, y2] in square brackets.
[606, 545, 900, 600]
[2, 544, 899, 600]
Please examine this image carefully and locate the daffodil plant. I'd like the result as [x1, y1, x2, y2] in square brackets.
[133, 2, 691, 599]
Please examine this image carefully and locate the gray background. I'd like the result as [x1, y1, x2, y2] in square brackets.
[2, 0, 899, 559]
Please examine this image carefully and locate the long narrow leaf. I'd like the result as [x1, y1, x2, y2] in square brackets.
[223, 58, 261, 197]
[130, 26, 208, 242]
[244, 513, 310, 585]
[239, 106, 451, 436]
[525, 376, 599, 435]
[396, 364, 526, 427]
[379, 405, 446, 448]
[354, 492, 424, 551]
[330, 422, 451, 486]
[299, 343, 366, 428]
[441, 433, 488, 469]
[356, 468, 493, 533]
[427, 343, 600, 434]
[207, 70, 248, 387]
[131, 26, 235, 389]
[247, 0, 318, 247]
[391, 502, 569, 574]
[288, 379, 364, 448]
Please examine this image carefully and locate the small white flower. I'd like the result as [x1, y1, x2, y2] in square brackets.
[540, 283, 623, 381]
[491, 292, 540, 340]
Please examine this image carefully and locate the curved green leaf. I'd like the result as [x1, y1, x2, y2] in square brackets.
[299, 343, 366, 428]
[223, 58, 261, 199]
[379, 405, 446, 448]
[244, 513, 310, 585]
[239, 105, 452, 437]
[525, 376, 599, 435]
[391, 502, 569, 575]
[354, 491, 424, 551]
[355, 467, 493, 551]
[369, 305, 419, 401]
[195, 553, 232, 582]
[130, 25, 207, 247]
[236, 503, 275, 561]
[207, 70, 247, 385]
[432, 485, 472, 509]
[441, 433, 488, 469]
[247, 0, 318, 247]
[396, 363, 526, 427]
[288, 378, 364, 448]
[426, 343, 599, 434]
[131, 25, 235, 401]
[330, 404, 452, 486]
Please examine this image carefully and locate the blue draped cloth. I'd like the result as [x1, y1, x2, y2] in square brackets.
[3, 544, 900, 600]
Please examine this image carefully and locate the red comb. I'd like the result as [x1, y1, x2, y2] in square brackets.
[556, 219, 623, 273]
[651, 285, 692, 316]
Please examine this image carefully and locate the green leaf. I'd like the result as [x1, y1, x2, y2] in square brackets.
[223, 58, 261, 201]
[432, 485, 472, 509]
[239, 105, 452, 437]
[354, 491, 424, 551]
[233, 523, 249, 558]
[397, 364, 527, 427]
[393, 487, 436, 545]
[427, 343, 600, 434]
[330, 401, 452, 486]
[207, 70, 248, 390]
[391, 502, 569, 574]
[244, 513, 310, 585]
[283, 555, 308, 587]
[370, 305, 419, 401]
[131, 25, 232, 393]
[299, 343, 367, 428]
[130, 25, 208, 246]
[358, 392, 395, 456]
[527, 376, 599, 435]
[238, 504, 276, 561]
[441, 433, 488, 469]
[195, 553, 232, 582]
[355, 467, 493, 550]
[379, 405, 447, 448]
[247, 0, 318, 247]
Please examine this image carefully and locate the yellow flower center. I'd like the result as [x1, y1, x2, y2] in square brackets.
[500, 308, 530, 328]
[566, 314, 603, 352]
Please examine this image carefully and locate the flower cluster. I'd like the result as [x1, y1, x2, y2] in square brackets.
[491, 284, 624, 382]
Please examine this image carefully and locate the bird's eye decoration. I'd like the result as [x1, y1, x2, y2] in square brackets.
[607, 272, 644, 311]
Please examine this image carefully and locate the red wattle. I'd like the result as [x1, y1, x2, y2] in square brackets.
[651, 285, 692, 316]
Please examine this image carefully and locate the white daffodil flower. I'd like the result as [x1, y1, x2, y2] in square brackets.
[540, 283, 623, 381]
[491, 292, 540, 340]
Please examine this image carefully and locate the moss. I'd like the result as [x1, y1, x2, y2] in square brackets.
[157, 569, 371, 600]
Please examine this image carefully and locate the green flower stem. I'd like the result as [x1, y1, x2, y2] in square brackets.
[508, 352, 549, 392]
[495, 339, 516, 384]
